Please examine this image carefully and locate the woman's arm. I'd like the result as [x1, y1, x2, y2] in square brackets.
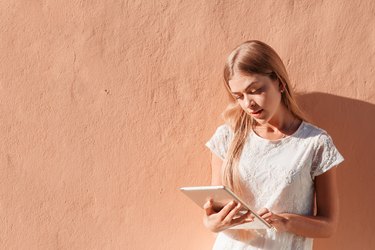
[260, 167, 339, 238]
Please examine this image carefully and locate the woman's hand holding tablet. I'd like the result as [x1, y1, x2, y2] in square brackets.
[180, 186, 274, 231]
[203, 199, 254, 233]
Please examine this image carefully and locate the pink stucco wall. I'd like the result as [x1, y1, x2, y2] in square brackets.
[0, 1, 374, 249]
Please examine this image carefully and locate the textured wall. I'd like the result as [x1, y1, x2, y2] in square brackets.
[0, 0, 374, 249]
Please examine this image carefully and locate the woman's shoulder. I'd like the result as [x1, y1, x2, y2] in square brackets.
[301, 121, 327, 134]
[212, 123, 234, 138]
[300, 121, 334, 143]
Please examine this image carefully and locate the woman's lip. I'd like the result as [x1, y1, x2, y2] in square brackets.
[250, 109, 264, 118]
[251, 109, 263, 114]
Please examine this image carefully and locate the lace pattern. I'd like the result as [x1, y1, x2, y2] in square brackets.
[311, 133, 343, 179]
[205, 124, 233, 160]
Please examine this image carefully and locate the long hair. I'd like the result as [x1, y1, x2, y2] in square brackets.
[221, 40, 308, 194]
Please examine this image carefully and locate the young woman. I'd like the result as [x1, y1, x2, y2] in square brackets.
[203, 40, 344, 249]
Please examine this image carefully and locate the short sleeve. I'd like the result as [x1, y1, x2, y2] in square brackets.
[205, 124, 233, 160]
[311, 133, 344, 180]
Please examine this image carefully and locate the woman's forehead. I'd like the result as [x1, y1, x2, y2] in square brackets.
[228, 74, 262, 90]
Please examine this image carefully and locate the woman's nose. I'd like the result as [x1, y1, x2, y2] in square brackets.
[243, 95, 255, 108]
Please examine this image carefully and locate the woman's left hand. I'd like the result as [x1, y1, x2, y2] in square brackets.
[257, 208, 289, 233]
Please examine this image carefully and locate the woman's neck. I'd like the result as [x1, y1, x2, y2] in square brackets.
[252, 107, 301, 139]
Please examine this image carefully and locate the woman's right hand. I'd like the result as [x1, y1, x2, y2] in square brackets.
[203, 199, 253, 233]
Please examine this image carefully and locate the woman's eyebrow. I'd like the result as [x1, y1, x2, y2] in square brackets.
[231, 81, 258, 94]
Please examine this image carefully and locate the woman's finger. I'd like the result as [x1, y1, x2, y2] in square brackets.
[248, 213, 255, 220]
[257, 207, 270, 216]
[217, 201, 238, 220]
[231, 210, 252, 225]
[243, 212, 255, 222]
[203, 199, 215, 216]
[222, 202, 242, 223]
[261, 211, 273, 219]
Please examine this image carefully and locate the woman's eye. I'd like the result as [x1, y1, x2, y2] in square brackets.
[233, 87, 263, 99]
[248, 87, 262, 94]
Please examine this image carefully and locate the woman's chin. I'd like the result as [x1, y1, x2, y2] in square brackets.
[252, 114, 268, 124]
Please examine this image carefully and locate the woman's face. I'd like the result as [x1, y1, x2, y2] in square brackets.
[228, 73, 284, 124]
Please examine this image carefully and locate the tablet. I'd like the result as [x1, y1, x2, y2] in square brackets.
[180, 185, 274, 230]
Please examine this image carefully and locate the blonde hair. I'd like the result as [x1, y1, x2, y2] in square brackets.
[221, 40, 308, 194]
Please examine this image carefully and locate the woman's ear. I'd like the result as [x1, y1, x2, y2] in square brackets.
[278, 80, 285, 92]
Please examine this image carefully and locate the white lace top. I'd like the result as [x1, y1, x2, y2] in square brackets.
[205, 121, 344, 250]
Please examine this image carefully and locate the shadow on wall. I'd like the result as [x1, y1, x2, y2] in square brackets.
[297, 92, 375, 249]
